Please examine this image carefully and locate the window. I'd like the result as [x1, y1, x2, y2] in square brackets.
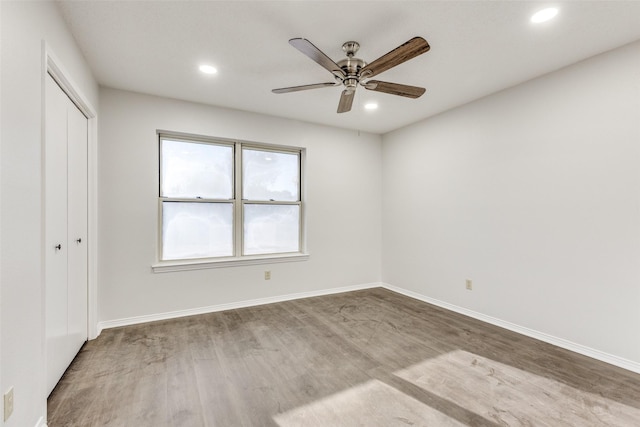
[157, 132, 305, 269]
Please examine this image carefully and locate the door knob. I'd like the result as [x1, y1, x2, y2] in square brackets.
[55, 244, 62, 250]
[76, 238, 82, 244]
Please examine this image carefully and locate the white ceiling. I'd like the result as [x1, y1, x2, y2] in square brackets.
[57, 0, 640, 134]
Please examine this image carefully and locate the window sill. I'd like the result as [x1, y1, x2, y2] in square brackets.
[151, 253, 310, 273]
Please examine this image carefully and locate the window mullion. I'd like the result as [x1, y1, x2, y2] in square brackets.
[234, 142, 243, 257]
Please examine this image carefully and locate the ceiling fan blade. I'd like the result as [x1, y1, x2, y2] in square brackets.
[272, 82, 338, 94]
[289, 38, 346, 78]
[360, 37, 430, 79]
[363, 80, 426, 98]
[337, 90, 355, 113]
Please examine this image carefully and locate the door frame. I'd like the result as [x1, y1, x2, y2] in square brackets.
[41, 43, 98, 341]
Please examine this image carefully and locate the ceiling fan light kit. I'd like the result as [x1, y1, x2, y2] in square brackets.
[272, 36, 430, 113]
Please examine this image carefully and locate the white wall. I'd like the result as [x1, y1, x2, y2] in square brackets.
[0, 1, 98, 426]
[1, 7, 637, 426]
[0, 0, 3, 422]
[382, 40, 640, 366]
[98, 88, 382, 324]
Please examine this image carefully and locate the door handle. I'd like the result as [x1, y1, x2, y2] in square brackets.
[55, 244, 62, 251]
[76, 238, 82, 244]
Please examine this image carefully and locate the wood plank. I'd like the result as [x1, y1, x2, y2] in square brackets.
[48, 288, 640, 426]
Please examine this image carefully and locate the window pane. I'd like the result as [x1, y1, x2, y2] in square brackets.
[243, 204, 300, 255]
[162, 202, 233, 260]
[243, 149, 299, 201]
[161, 139, 232, 199]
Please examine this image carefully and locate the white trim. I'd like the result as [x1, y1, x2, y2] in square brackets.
[152, 252, 310, 273]
[43, 43, 99, 341]
[46, 54, 93, 118]
[35, 416, 47, 427]
[156, 133, 306, 267]
[87, 114, 99, 339]
[97, 282, 380, 333]
[381, 283, 640, 375]
[156, 129, 305, 152]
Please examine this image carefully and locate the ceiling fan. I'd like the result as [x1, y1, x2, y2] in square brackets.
[272, 36, 430, 113]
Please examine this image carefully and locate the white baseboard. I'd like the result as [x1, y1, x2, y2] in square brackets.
[381, 283, 640, 375]
[95, 281, 640, 375]
[35, 416, 47, 427]
[97, 282, 381, 334]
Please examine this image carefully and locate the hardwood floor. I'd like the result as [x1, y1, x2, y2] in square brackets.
[48, 288, 640, 426]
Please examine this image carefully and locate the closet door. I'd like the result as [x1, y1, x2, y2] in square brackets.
[66, 93, 88, 353]
[45, 74, 88, 396]
[45, 74, 70, 396]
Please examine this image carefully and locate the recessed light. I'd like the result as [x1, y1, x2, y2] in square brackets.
[364, 102, 378, 111]
[531, 7, 558, 23]
[199, 64, 218, 74]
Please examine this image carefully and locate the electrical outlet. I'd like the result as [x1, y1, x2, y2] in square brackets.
[264, 271, 271, 280]
[4, 387, 14, 421]
[466, 280, 473, 290]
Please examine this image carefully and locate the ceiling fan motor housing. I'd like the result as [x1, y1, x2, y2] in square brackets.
[337, 55, 367, 92]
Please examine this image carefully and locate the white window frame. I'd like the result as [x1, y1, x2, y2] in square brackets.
[152, 131, 308, 273]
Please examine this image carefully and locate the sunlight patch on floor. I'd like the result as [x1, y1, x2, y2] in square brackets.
[273, 378, 465, 427]
[395, 349, 639, 426]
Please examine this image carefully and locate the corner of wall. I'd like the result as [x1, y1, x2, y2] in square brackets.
[381, 283, 640, 375]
